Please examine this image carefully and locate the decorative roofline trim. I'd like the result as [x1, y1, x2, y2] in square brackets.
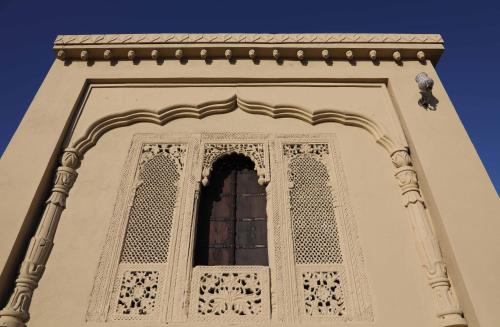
[55, 33, 443, 45]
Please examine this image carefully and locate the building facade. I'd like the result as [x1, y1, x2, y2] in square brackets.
[0, 33, 498, 327]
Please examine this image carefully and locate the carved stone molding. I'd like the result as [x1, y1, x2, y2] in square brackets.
[55, 33, 444, 45]
[71, 95, 398, 157]
[53, 34, 443, 62]
[390, 148, 467, 327]
[0, 149, 80, 327]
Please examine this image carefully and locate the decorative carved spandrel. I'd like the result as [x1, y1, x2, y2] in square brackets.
[201, 143, 268, 186]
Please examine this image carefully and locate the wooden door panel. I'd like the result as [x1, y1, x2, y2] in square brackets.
[236, 194, 267, 219]
[209, 194, 235, 219]
[235, 220, 268, 247]
[235, 248, 269, 265]
[209, 221, 234, 245]
[236, 169, 266, 193]
[208, 248, 234, 266]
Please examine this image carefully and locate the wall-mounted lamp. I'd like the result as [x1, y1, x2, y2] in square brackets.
[415, 72, 435, 109]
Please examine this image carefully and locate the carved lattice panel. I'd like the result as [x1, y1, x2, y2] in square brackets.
[295, 265, 348, 320]
[120, 145, 185, 264]
[116, 270, 159, 315]
[284, 143, 343, 264]
[189, 266, 271, 322]
[109, 265, 165, 321]
[110, 142, 187, 321]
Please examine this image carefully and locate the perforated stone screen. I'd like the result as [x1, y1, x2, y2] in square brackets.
[120, 155, 179, 263]
[288, 156, 343, 264]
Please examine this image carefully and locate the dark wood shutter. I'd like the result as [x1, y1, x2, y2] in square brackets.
[194, 153, 268, 266]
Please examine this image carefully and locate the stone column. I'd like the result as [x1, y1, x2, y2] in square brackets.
[0, 149, 80, 327]
[391, 148, 467, 327]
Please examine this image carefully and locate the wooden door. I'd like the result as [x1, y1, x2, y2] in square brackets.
[194, 153, 268, 266]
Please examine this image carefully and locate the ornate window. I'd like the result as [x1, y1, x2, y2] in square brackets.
[88, 133, 371, 325]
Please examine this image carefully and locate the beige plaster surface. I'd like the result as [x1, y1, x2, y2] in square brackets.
[0, 34, 499, 327]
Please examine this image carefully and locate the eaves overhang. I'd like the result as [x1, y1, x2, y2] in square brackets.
[53, 33, 444, 64]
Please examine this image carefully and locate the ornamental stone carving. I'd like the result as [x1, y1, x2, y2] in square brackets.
[116, 271, 159, 316]
[189, 266, 271, 322]
[280, 138, 372, 322]
[390, 148, 466, 327]
[301, 270, 346, 317]
[201, 142, 268, 186]
[87, 139, 190, 323]
[283, 143, 330, 160]
[0, 148, 80, 327]
[139, 143, 187, 171]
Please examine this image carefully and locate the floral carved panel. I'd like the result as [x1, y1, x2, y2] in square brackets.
[189, 266, 271, 322]
[301, 269, 346, 317]
[116, 270, 159, 316]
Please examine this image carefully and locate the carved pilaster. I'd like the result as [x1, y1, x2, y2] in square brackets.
[390, 148, 466, 327]
[0, 149, 80, 327]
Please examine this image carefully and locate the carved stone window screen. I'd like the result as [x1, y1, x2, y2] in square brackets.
[189, 265, 271, 322]
[108, 264, 166, 321]
[285, 146, 343, 264]
[87, 135, 194, 323]
[120, 149, 183, 264]
[295, 264, 350, 320]
[88, 133, 371, 325]
[277, 136, 373, 322]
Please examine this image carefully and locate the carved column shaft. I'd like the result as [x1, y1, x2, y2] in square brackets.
[391, 149, 466, 327]
[0, 149, 80, 327]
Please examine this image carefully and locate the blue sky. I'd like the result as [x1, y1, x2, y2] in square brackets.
[0, 0, 498, 193]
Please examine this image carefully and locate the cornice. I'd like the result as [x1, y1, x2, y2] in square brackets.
[54, 33, 443, 45]
[53, 33, 444, 63]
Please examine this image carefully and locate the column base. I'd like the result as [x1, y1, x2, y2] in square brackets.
[440, 313, 467, 327]
[0, 315, 26, 327]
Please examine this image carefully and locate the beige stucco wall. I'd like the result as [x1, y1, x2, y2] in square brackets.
[1, 38, 499, 327]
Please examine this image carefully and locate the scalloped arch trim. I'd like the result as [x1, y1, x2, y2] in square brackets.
[71, 95, 399, 156]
